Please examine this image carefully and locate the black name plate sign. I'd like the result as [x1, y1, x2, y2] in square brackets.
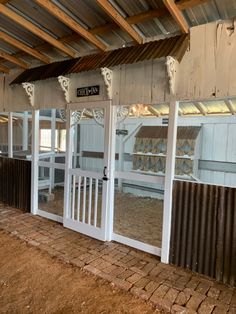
[77, 85, 100, 97]
[116, 129, 128, 136]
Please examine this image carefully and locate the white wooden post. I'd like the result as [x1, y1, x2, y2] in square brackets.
[50, 109, 56, 189]
[103, 101, 117, 241]
[31, 110, 39, 215]
[63, 109, 73, 220]
[73, 123, 78, 168]
[118, 124, 124, 191]
[23, 111, 28, 151]
[8, 112, 13, 158]
[161, 100, 179, 263]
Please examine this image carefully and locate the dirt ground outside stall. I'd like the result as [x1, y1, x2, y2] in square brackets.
[0, 232, 160, 314]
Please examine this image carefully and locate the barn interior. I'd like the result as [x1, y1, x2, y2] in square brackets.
[0, 0, 236, 287]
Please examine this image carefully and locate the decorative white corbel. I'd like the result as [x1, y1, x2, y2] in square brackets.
[22, 82, 35, 107]
[101, 67, 113, 99]
[58, 75, 70, 103]
[166, 56, 179, 95]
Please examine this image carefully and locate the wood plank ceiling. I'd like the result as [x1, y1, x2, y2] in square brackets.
[0, 0, 234, 74]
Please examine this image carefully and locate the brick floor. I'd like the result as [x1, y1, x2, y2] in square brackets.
[0, 204, 235, 314]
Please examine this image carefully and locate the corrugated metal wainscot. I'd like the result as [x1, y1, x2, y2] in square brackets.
[0, 157, 31, 212]
[170, 180, 236, 287]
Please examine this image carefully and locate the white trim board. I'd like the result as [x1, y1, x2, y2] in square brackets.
[112, 233, 161, 257]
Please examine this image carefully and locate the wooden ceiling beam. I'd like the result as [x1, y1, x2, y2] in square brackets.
[0, 3, 76, 58]
[224, 99, 236, 115]
[177, 0, 210, 11]
[193, 102, 208, 115]
[96, 0, 143, 44]
[0, 64, 10, 73]
[163, 0, 189, 33]
[0, 30, 51, 64]
[0, 1, 208, 65]
[0, 49, 29, 68]
[34, 0, 107, 51]
[147, 105, 161, 117]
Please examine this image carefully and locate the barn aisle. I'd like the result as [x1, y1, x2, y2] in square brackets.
[0, 204, 235, 313]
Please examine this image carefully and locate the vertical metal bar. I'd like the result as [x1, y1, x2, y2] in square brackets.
[77, 176, 81, 221]
[161, 100, 179, 264]
[82, 176, 87, 223]
[31, 110, 39, 215]
[8, 112, 13, 158]
[71, 174, 76, 220]
[88, 177, 93, 225]
[94, 179, 98, 227]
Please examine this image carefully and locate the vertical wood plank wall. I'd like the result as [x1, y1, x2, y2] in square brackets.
[170, 180, 236, 286]
[0, 157, 31, 212]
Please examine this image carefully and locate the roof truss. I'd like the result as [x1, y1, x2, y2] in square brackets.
[0, 30, 50, 64]
[0, 0, 213, 72]
[177, 0, 210, 10]
[224, 99, 236, 115]
[96, 0, 143, 44]
[0, 49, 29, 68]
[0, 3, 76, 58]
[34, 0, 107, 51]
[0, 64, 10, 73]
[163, 0, 189, 33]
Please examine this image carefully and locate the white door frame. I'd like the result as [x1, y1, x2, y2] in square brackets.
[63, 100, 116, 241]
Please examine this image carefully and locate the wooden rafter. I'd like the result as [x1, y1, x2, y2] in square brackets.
[0, 4, 76, 58]
[0, 49, 29, 68]
[178, 107, 183, 116]
[163, 0, 189, 33]
[224, 99, 236, 115]
[96, 0, 143, 44]
[147, 105, 161, 117]
[0, 64, 10, 73]
[0, 1, 209, 66]
[34, 0, 107, 51]
[0, 30, 51, 64]
[177, 0, 210, 10]
[194, 102, 208, 115]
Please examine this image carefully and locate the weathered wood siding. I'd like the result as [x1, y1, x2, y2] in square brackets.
[113, 60, 170, 106]
[177, 20, 236, 100]
[170, 180, 236, 287]
[0, 157, 31, 212]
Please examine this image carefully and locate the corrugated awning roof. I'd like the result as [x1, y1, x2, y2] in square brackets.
[136, 126, 201, 139]
[10, 34, 188, 85]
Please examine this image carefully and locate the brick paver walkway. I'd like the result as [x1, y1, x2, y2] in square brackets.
[0, 205, 235, 314]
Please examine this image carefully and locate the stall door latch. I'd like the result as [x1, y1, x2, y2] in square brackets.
[103, 166, 109, 181]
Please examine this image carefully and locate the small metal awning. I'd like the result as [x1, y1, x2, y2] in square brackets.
[10, 34, 188, 85]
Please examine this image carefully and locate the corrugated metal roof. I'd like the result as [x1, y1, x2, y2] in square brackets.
[10, 34, 188, 84]
[136, 126, 201, 139]
[0, 0, 235, 73]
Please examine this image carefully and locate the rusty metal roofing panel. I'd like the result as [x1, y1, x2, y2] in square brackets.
[10, 34, 188, 85]
[170, 180, 236, 287]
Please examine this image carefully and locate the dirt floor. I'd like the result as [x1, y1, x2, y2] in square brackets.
[0, 231, 160, 314]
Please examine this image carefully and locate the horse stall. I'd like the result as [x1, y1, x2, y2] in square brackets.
[0, 19, 236, 287]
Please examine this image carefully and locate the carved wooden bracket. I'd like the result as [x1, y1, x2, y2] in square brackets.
[22, 82, 35, 107]
[101, 67, 113, 99]
[58, 75, 70, 103]
[166, 56, 179, 95]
